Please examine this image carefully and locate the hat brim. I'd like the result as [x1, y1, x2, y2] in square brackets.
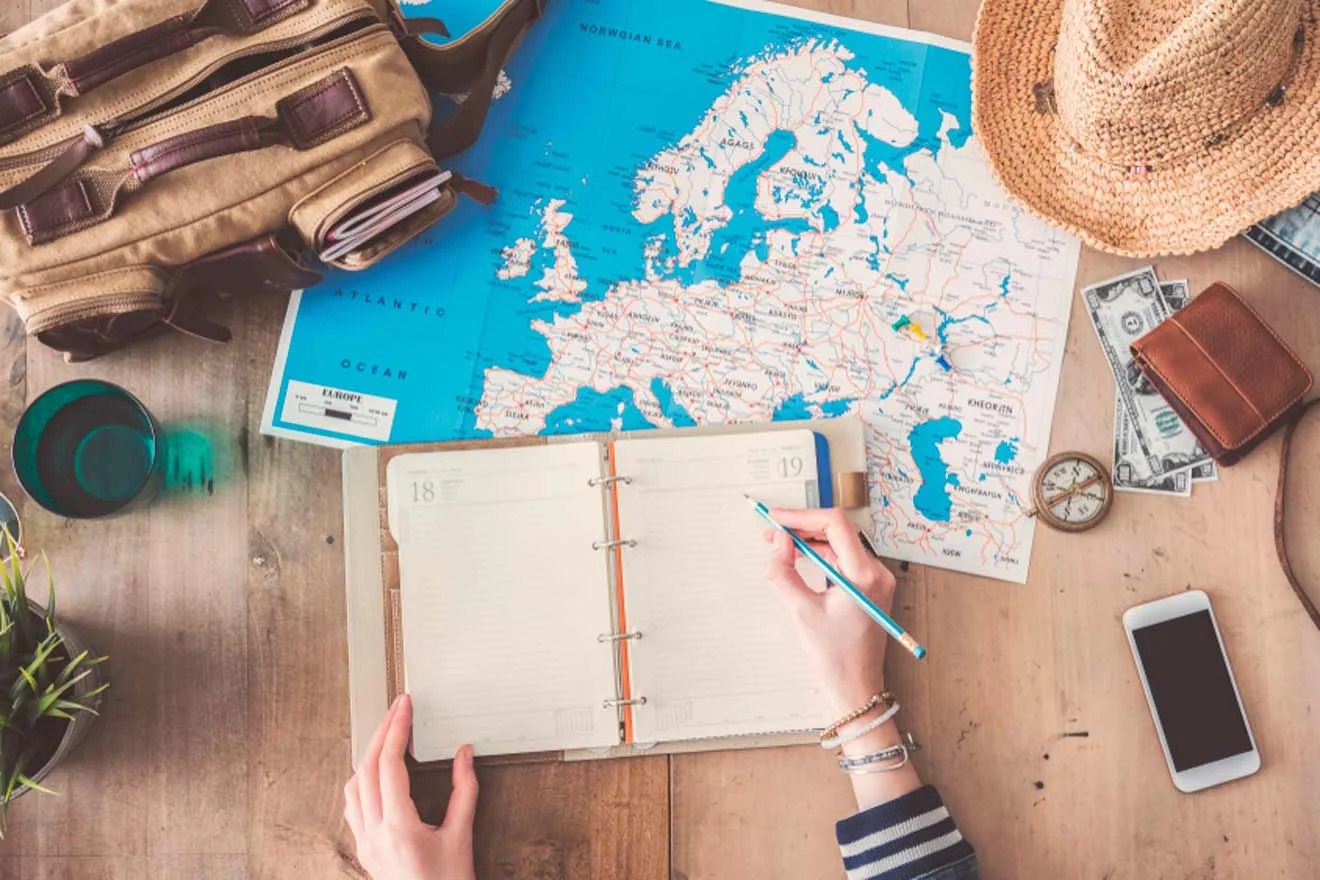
[972, 0, 1320, 258]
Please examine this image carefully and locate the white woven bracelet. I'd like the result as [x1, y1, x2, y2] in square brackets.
[820, 701, 900, 749]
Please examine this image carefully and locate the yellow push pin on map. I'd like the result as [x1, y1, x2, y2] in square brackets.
[892, 314, 953, 372]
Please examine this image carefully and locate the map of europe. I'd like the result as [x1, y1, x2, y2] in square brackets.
[263, 0, 1080, 582]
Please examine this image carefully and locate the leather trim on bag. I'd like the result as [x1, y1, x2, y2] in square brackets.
[0, 65, 55, 144]
[18, 179, 98, 241]
[183, 231, 323, 294]
[227, 0, 313, 34]
[0, 67, 45, 132]
[277, 68, 370, 149]
[62, 16, 196, 96]
[130, 118, 271, 184]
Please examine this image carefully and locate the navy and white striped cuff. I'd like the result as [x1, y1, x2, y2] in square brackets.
[836, 786, 976, 880]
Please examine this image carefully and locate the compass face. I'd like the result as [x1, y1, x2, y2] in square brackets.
[1034, 453, 1112, 531]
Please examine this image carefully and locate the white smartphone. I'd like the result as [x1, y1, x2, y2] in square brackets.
[1123, 590, 1260, 792]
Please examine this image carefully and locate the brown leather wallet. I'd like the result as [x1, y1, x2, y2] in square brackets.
[1131, 282, 1314, 466]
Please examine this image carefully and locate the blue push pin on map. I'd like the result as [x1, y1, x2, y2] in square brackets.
[892, 315, 954, 372]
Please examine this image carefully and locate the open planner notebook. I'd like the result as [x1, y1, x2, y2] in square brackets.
[386, 429, 833, 760]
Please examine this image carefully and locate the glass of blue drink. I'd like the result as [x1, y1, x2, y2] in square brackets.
[13, 380, 163, 519]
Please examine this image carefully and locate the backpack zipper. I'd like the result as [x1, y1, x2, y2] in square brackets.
[25, 291, 165, 335]
[0, 9, 379, 178]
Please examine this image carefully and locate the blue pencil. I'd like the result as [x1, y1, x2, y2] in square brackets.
[746, 495, 928, 660]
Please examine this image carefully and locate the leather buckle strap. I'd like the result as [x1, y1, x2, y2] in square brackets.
[1275, 397, 1320, 633]
[0, 64, 57, 147]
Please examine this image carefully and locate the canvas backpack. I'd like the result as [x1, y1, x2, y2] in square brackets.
[0, 0, 543, 361]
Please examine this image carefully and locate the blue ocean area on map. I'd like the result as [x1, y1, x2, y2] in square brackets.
[270, 0, 975, 448]
[909, 417, 962, 522]
[994, 439, 1019, 464]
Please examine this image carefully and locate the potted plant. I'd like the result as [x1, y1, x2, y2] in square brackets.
[0, 532, 107, 836]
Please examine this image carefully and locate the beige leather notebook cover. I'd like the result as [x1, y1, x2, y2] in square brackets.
[343, 417, 868, 769]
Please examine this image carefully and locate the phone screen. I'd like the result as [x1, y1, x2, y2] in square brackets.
[1131, 610, 1253, 771]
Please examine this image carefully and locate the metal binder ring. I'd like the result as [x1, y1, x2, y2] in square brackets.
[592, 539, 637, 551]
[588, 475, 633, 487]
[602, 696, 647, 709]
[597, 631, 643, 643]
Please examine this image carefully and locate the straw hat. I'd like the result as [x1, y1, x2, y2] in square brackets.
[972, 0, 1320, 257]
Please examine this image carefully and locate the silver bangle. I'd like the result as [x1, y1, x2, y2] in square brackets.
[842, 744, 912, 774]
[837, 743, 907, 769]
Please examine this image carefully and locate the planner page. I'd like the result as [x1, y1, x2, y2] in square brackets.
[612, 430, 828, 744]
[388, 442, 621, 759]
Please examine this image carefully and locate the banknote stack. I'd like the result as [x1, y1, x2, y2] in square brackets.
[1083, 267, 1218, 497]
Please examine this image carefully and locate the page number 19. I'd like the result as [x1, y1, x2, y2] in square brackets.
[777, 456, 804, 478]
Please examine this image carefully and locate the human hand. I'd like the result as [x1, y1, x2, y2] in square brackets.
[763, 508, 898, 717]
[344, 694, 478, 880]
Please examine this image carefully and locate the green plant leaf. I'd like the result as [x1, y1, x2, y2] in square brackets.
[53, 698, 97, 714]
[16, 666, 36, 693]
[42, 552, 53, 626]
[54, 650, 87, 687]
[5, 751, 29, 800]
[15, 774, 56, 796]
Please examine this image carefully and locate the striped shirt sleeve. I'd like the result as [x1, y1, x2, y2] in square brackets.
[836, 785, 978, 880]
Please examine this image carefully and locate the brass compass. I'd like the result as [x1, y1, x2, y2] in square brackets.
[1030, 451, 1113, 532]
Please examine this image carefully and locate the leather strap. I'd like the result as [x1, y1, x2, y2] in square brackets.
[62, 16, 196, 96]
[181, 230, 323, 294]
[1275, 397, 1320, 632]
[131, 117, 279, 184]
[0, 124, 107, 210]
[410, 0, 545, 159]
[386, 6, 450, 40]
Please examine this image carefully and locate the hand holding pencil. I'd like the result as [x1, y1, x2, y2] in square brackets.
[755, 504, 921, 717]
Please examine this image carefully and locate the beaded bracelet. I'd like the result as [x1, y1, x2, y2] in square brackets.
[820, 700, 900, 750]
[837, 742, 907, 769]
[820, 692, 893, 744]
[840, 743, 912, 774]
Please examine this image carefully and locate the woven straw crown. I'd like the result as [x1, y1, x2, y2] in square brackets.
[1055, 0, 1303, 169]
[973, 0, 1320, 257]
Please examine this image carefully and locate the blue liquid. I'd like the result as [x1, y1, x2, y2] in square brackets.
[35, 396, 156, 518]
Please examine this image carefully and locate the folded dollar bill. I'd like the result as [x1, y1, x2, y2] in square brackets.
[1084, 267, 1214, 494]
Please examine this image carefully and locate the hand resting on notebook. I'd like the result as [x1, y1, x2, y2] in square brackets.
[344, 506, 977, 879]
[343, 694, 477, 880]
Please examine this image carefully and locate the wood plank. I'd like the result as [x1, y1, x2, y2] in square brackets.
[241, 295, 361, 879]
[1, 856, 148, 880]
[906, 0, 981, 42]
[147, 855, 248, 880]
[2, 310, 251, 862]
[410, 756, 670, 880]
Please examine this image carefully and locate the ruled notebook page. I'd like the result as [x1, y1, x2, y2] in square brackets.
[612, 430, 827, 744]
[388, 443, 621, 759]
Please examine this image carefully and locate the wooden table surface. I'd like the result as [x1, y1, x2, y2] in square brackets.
[3, 1, 1319, 878]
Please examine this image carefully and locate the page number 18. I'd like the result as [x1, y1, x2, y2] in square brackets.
[412, 480, 436, 504]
